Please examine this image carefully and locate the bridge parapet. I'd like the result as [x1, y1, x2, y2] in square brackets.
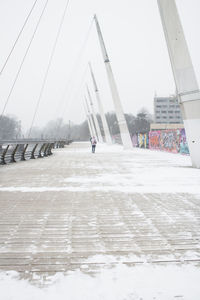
[0, 139, 71, 165]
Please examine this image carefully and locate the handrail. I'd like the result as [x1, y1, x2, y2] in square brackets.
[0, 139, 72, 165]
[0, 139, 71, 145]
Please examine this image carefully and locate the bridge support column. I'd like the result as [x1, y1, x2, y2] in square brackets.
[83, 101, 93, 137]
[89, 62, 112, 145]
[94, 15, 132, 149]
[86, 85, 103, 143]
[85, 96, 96, 138]
[158, 0, 200, 168]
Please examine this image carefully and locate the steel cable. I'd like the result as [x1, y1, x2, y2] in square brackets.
[53, 17, 94, 119]
[0, 0, 49, 121]
[0, 0, 39, 76]
[28, 0, 70, 137]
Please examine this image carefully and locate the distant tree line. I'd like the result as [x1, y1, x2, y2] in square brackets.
[0, 108, 153, 141]
[36, 108, 153, 141]
[27, 118, 89, 141]
[102, 108, 153, 138]
[0, 115, 21, 139]
[40, 108, 153, 141]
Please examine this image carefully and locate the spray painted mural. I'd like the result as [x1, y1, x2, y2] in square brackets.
[132, 135, 138, 147]
[148, 131, 160, 150]
[131, 134, 149, 148]
[138, 133, 149, 148]
[160, 130, 179, 153]
[179, 128, 189, 154]
[149, 129, 189, 154]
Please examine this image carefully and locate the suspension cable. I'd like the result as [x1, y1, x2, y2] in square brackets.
[51, 18, 94, 139]
[56, 63, 89, 138]
[28, 0, 71, 138]
[0, 0, 49, 121]
[0, 0, 39, 76]
[52, 17, 94, 121]
[42, 10, 94, 138]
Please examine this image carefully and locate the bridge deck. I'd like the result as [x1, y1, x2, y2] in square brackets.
[0, 142, 200, 286]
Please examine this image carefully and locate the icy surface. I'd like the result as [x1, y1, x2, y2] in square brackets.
[0, 143, 200, 193]
[0, 264, 200, 300]
[0, 142, 200, 299]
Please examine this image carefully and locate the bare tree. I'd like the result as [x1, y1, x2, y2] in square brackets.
[0, 115, 21, 139]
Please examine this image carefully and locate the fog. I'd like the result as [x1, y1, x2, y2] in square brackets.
[0, 0, 200, 133]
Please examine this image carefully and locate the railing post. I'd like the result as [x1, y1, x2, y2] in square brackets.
[1, 145, 10, 165]
[47, 143, 51, 155]
[31, 143, 38, 159]
[38, 143, 45, 158]
[21, 144, 29, 161]
[44, 143, 50, 157]
[10, 144, 19, 163]
[0, 139, 68, 165]
[48, 143, 54, 155]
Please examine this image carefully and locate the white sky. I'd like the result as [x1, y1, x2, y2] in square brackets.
[0, 0, 200, 132]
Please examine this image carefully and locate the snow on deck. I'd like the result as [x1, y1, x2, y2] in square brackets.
[0, 142, 200, 299]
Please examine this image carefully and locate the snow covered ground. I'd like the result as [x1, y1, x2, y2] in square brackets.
[0, 142, 200, 299]
[1, 264, 200, 300]
[0, 143, 200, 194]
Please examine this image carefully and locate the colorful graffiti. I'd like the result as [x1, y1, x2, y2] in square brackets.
[149, 129, 189, 154]
[138, 133, 148, 148]
[131, 134, 149, 148]
[132, 134, 138, 147]
[160, 130, 179, 153]
[179, 128, 189, 154]
[148, 131, 160, 150]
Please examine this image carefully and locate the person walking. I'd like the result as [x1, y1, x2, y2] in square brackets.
[91, 136, 97, 153]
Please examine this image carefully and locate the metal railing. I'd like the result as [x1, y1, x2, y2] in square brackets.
[0, 139, 71, 165]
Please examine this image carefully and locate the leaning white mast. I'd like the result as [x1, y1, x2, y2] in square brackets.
[89, 62, 112, 144]
[83, 101, 93, 137]
[85, 95, 96, 138]
[158, 0, 200, 168]
[86, 84, 103, 143]
[94, 14, 132, 149]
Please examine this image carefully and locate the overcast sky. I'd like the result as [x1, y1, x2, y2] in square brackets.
[0, 0, 200, 132]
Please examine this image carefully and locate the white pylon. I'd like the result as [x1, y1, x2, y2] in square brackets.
[86, 84, 104, 143]
[83, 101, 93, 137]
[158, 0, 200, 168]
[85, 96, 96, 138]
[94, 14, 132, 149]
[89, 62, 112, 145]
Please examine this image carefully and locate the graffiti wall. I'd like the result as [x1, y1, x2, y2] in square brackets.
[132, 134, 138, 147]
[148, 131, 160, 150]
[131, 134, 149, 148]
[160, 130, 179, 153]
[149, 129, 189, 154]
[138, 133, 148, 148]
[179, 128, 189, 154]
